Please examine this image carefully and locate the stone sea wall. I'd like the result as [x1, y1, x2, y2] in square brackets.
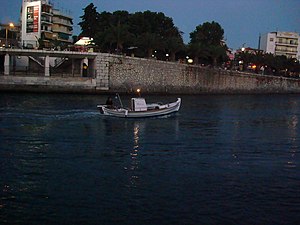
[0, 76, 97, 93]
[1, 52, 300, 94]
[95, 53, 300, 94]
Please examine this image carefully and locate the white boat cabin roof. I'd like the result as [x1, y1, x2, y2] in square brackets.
[131, 98, 147, 111]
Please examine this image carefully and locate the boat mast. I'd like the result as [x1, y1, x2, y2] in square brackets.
[116, 93, 124, 108]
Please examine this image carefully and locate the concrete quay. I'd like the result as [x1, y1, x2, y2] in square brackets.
[1, 49, 300, 94]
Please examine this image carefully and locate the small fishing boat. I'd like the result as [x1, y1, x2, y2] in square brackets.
[97, 94, 181, 118]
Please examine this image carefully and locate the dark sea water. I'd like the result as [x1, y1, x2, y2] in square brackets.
[0, 93, 299, 225]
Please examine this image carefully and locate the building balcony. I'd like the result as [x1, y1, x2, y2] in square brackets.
[42, 11, 53, 17]
[275, 52, 297, 59]
[41, 31, 54, 40]
[41, 3, 53, 15]
[276, 41, 298, 47]
[52, 28, 72, 35]
[53, 9, 73, 20]
[275, 49, 298, 54]
[52, 19, 73, 27]
[52, 33, 72, 43]
[41, 29, 53, 35]
[41, 18, 53, 25]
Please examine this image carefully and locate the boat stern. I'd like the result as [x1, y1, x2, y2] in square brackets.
[97, 105, 105, 114]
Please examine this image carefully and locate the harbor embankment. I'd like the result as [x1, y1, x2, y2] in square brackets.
[1, 50, 300, 94]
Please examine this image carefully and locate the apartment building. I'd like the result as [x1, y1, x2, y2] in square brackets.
[52, 9, 73, 45]
[21, 0, 73, 48]
[260, 31, 300, 60]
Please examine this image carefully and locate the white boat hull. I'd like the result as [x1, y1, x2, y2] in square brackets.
[97, 98, 181, 118]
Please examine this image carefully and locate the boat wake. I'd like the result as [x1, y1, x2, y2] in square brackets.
[0, 108, 100, 122]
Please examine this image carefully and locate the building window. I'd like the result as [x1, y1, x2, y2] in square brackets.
[270, 38, 274, 42]
[290, 40, 298, 45]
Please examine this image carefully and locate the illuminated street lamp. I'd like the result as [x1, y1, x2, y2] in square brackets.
[188, 58, 193, 64]
[5, 23, 14, 47]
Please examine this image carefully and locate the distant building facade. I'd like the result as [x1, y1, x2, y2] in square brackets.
[0, 23, 20, 48]
[21, 0, 73, 49]
[260, 31, 300, 60]
[52, 9, 73, 45]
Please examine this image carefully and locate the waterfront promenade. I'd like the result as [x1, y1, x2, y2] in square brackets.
[1, 49, 300, 94]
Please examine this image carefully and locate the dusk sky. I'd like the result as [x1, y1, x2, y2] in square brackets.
[1, 0, 299, 49]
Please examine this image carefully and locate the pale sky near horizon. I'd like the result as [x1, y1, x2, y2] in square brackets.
[1, 0, 299, 49]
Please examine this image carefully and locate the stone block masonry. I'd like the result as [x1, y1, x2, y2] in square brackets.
[2, 51, 300, 94]
[95, 53, 300, 94]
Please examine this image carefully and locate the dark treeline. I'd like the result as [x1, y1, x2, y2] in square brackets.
[78, 3, 227, 65]
[77, 3, 299, 75]
[235, 51, 300, 77]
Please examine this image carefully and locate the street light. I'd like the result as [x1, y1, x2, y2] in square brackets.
[5, 23, 14, 48]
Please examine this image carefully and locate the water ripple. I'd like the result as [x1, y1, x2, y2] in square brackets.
[1, 94, 300, 224]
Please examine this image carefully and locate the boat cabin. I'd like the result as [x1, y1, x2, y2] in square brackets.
[131, 98, 147, 111]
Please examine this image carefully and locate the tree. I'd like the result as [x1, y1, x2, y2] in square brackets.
[136, 32, 162, 58]
[78, 5, 184, 59]
[111, 10, 130, 26]
[234, 50, 300, 77]
[103, 22, 134, 53]
[78, 3, 99, 38]
[189, 21, 227, 66]
[208, 45, 228, 66]
[190, 21, 224, 45]
[163, 27, 184, 61]
[235, 51, 254, 70]
[72, 35, 78, 44]
[188, 42, 207, 64]
[93, 10, 134, 53]
[128, 11, 184, 59]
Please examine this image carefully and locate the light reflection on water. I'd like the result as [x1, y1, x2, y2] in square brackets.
[127, 121, 141, 187]
[0, 93, 300, 225]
